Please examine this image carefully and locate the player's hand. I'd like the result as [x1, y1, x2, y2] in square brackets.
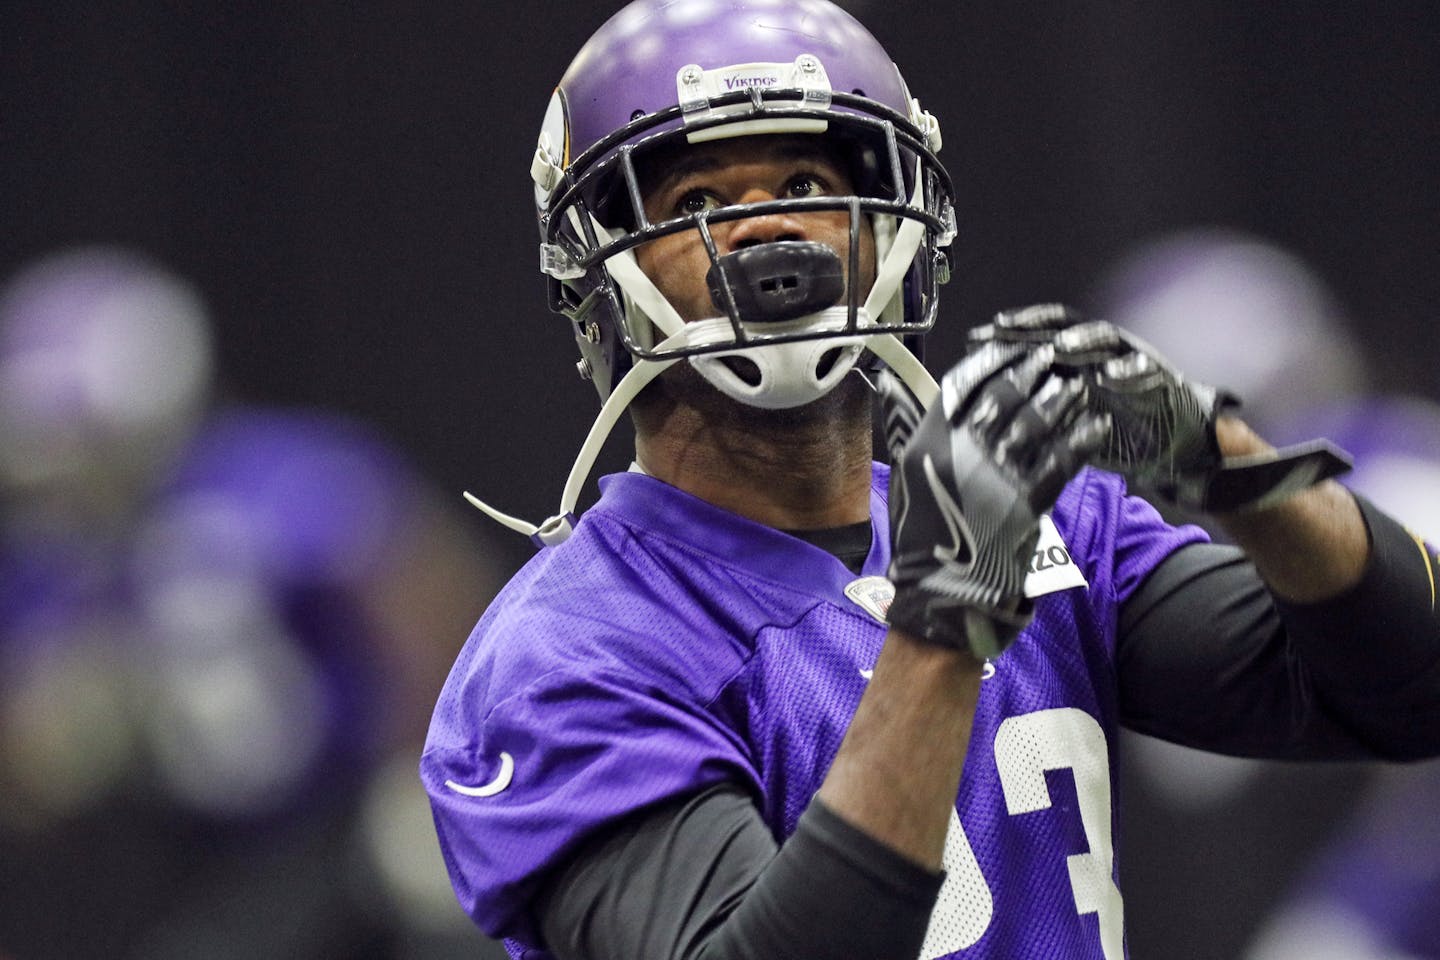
[970, 303, 1232, 510]
[879, 343, 1107, 660]
[971, 304, 1351, 513]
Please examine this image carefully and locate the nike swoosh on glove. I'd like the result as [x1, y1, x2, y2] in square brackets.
[880, 343, 1107, 660]
[970, 303, 1352, 513]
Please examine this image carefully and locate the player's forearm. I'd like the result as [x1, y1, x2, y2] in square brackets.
[815, 628, 983, 871]
[1212, 417, 1369, 603]
[1205, 419, 1440, 758]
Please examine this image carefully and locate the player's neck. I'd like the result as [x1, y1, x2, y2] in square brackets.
[635, 378, 875, 531]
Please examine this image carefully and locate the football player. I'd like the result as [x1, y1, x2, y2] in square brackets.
[422, 2, 1440, 958]
[0, 247, 499, 957]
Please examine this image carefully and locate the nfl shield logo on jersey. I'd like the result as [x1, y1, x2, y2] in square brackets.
[844, 575, 895, 624]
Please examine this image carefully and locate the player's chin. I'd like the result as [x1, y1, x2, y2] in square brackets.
[716, 362, 871, 431]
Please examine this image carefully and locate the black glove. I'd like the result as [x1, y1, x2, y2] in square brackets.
[970, 303, 1352, 513]
[880, 342, 1107, 660]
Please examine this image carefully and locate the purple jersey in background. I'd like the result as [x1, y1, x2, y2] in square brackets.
[423, 463, 1205, 959]
[1, 405, 417, 823]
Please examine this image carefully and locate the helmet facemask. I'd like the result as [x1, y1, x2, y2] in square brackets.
[538, 79, 955, 409]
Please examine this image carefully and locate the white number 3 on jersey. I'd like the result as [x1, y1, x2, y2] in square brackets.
[921, 707, 1123, 960]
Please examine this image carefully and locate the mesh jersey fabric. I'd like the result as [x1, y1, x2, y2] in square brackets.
[421, 462, 1207, 958]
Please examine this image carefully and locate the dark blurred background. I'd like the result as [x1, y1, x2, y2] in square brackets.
[7, 0, 1437, 522]
[3, 2, 1438, 958]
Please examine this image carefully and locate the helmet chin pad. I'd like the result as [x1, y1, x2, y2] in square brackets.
[685, 307, 868, 409]
[705, 241, 845, 324]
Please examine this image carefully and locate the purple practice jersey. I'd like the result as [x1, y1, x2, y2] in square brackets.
[422, 463, 1206, 958]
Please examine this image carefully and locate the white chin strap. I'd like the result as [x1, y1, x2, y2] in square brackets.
[464, 328, 937, 546]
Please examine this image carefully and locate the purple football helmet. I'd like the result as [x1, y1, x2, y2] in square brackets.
[532, 0, 955, 408]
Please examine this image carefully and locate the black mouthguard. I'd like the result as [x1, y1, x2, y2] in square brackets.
[706, 241, 845, 324]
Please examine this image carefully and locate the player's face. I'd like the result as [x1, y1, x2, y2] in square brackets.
[634, 135, 876, 323]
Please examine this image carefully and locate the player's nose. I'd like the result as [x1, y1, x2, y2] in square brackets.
[724, 188, 808, 250]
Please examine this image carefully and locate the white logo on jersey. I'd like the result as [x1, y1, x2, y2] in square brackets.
[1023, 514, 1088, 597]
[849, 575, 999, 681]
[445, 751, 514, 798]
[844, 575, 894, 624]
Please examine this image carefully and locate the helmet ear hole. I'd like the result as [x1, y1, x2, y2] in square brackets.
[815, 347, 845, 380]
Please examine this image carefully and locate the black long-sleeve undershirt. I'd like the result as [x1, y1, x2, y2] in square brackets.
[1118, 497, 1440, 760]
[533, 495, 1440, 960]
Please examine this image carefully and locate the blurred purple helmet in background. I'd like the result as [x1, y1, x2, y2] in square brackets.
[1093, 229, 1366, 441]
[0, 247, 212, 504]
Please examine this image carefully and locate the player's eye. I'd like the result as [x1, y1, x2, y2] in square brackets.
[785, 173, 830, 199]
[676, 190, 722, 216]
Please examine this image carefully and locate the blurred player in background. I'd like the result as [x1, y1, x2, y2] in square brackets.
[1245, 754, 1440, 960]
[0, 246, 508, 958]
[422, 3, 1440, 958]
[1093, 229, 1440, 959]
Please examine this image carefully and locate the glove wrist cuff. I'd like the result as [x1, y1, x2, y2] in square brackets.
[887, 591, 1021, 661]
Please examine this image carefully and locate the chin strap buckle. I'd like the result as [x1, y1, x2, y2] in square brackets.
[530, 513, 577, 548]
[540, 243, 585, 281]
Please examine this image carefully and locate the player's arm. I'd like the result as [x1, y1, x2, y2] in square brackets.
[975, 305, 1440, 758]
[1129, 363, 1440, 758]
[1117, 492, 1440, 759]
[534, 632, 979, 960]
[537, 781, 945, 960]
[1207, 416, 1370, 603]
[820, 345, 1106, 869]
